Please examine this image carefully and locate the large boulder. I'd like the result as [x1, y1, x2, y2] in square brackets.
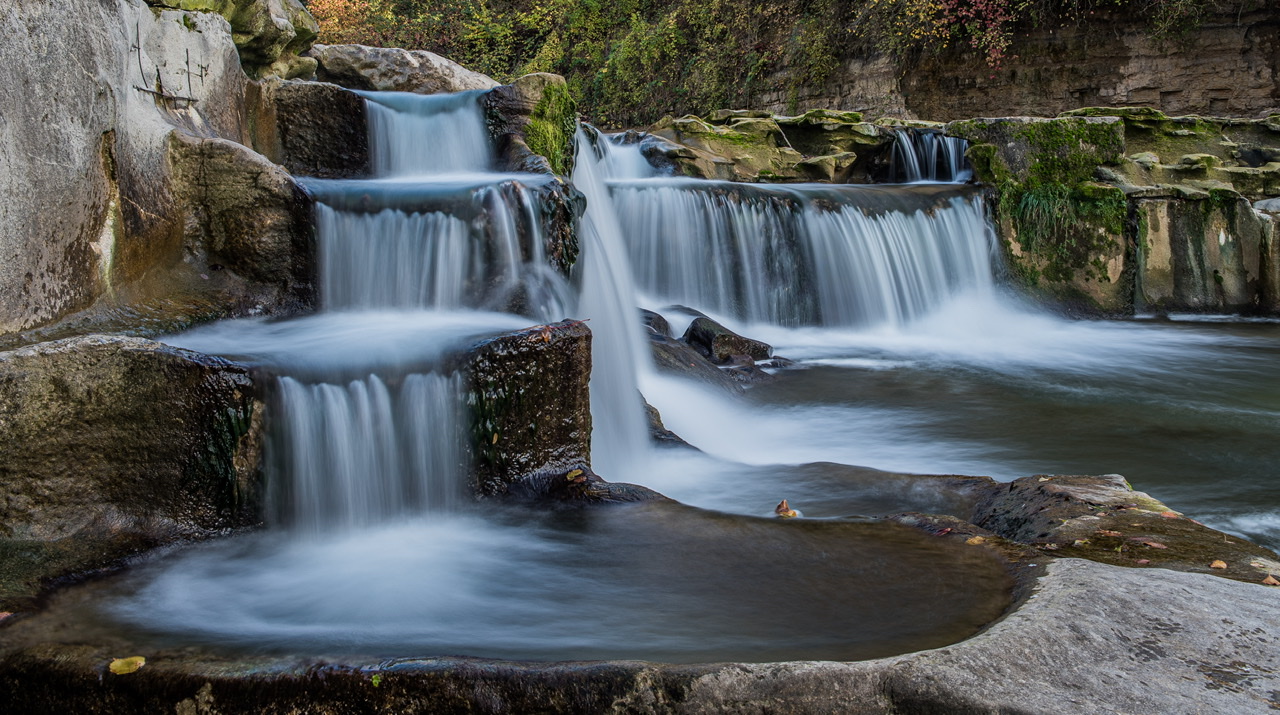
[146, 0, 320, 79]
[247, 79, 370, 179]
[681, 316, 772, 363]
[0, 335, 263, 609]
[168, 131, 316, 314]
[309, 44, 499, 94]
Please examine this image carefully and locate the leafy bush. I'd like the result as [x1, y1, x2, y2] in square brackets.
[306, 0, 1227, 125]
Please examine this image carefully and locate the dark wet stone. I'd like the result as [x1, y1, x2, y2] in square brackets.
[247, 79, 370, 179]
[648, 332, 743, 395]
[459, 320, 592, 497]
[640, 309, 671, 337]
[645, 399, 692, 448]
[971, 473, 1280, 584]
[681, 316, 772, 363]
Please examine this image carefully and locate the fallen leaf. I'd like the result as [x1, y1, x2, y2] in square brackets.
[491, 432, 499, 444]
[1097, 530, 1122, 537]
[109, 656, 146, 675]
[1041, 543, 1061, 551]
[1160, 511, 1180, 519]
[1135, 559, 1150, 565]
[371, 674, 383, 687]
[1263, 575, 1280, 586]
[1072, 539, 1090, 547]
[0, 612, 11, 621]
[966, 536, 986, 545]
[1141, 540, 1168, 549]
[566, 468, 584, 481]
[1210, 560, 1228, 569]
[936, 528, 952, 536]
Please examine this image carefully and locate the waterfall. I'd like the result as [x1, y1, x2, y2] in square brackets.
[262, 91, 551, 531]
[572, 129, 653, 479]
[360, 90, 492, 176]
[889, 130, 973, 183]
[610, 181, 997, 328]
[272, 373, 467, 534]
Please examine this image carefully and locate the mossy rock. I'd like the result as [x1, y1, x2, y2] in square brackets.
[484, 73, 579, 176]
[147, 0, 318, 77]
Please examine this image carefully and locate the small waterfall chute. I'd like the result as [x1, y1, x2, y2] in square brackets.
[889, 129, 973, 183]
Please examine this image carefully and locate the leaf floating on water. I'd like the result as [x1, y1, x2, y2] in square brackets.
[1210, 560, 1228, 569]
[1263, 575, 1280, 586]
[109, 656, 146, 675]
[965, 536, 986, 546]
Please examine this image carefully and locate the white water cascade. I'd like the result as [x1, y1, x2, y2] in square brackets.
[889, 130, 973, 183]
[610, 180, 997, 327]
[570, 129, 655, 479]
[266, 91, 568, 530]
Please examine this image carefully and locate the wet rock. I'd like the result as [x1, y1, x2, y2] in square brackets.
[0, 335, 263, 609]
[640, 309, 671, 337]
[722, 363, 778, 385]
[506, 466, 667, 505]
[168, 131, 316, 315]
[248, 79, 370, 179]
[460, 320, 592, 497]
[972, 474, 1280, 585]
[309, 44, 499, 94]
[647, 333, 743, 395]
[644, 399, 691, 448]
[484, 73, 579, 176]
[681, 316, 772, 363]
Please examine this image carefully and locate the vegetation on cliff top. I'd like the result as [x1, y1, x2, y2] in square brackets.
[306, 0, 1234, 126]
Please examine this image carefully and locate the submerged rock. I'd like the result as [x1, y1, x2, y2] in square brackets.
[0, 335, 263, 609]
[309, 44, 499, 94]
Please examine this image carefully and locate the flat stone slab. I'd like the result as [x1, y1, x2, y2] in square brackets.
[1, 558, 1277, 712]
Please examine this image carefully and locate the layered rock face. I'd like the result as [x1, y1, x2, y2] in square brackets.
[950, 110, 1280, 314]
[310, 44, 500, 94]
[0, 0, 318, 340]
[759, 4, 1279, 120]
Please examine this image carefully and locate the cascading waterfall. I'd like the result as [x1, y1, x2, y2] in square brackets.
[271, 91, 550, 530]
[272, 373, 467, 533]
[571, 128, 654, 479]
[889, 130, 973, 183]
[361, 90, 492, 175]
[610, 180, 997, 327]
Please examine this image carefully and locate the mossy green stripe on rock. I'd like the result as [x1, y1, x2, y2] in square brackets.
[523, 81, 577, 175]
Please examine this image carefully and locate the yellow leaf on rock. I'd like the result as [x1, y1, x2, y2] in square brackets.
[1210, 560, 1228, 569]
[965, 536, 986, 545]
[1263, 575, 1280, 586]
[109, 656, 146, 675]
